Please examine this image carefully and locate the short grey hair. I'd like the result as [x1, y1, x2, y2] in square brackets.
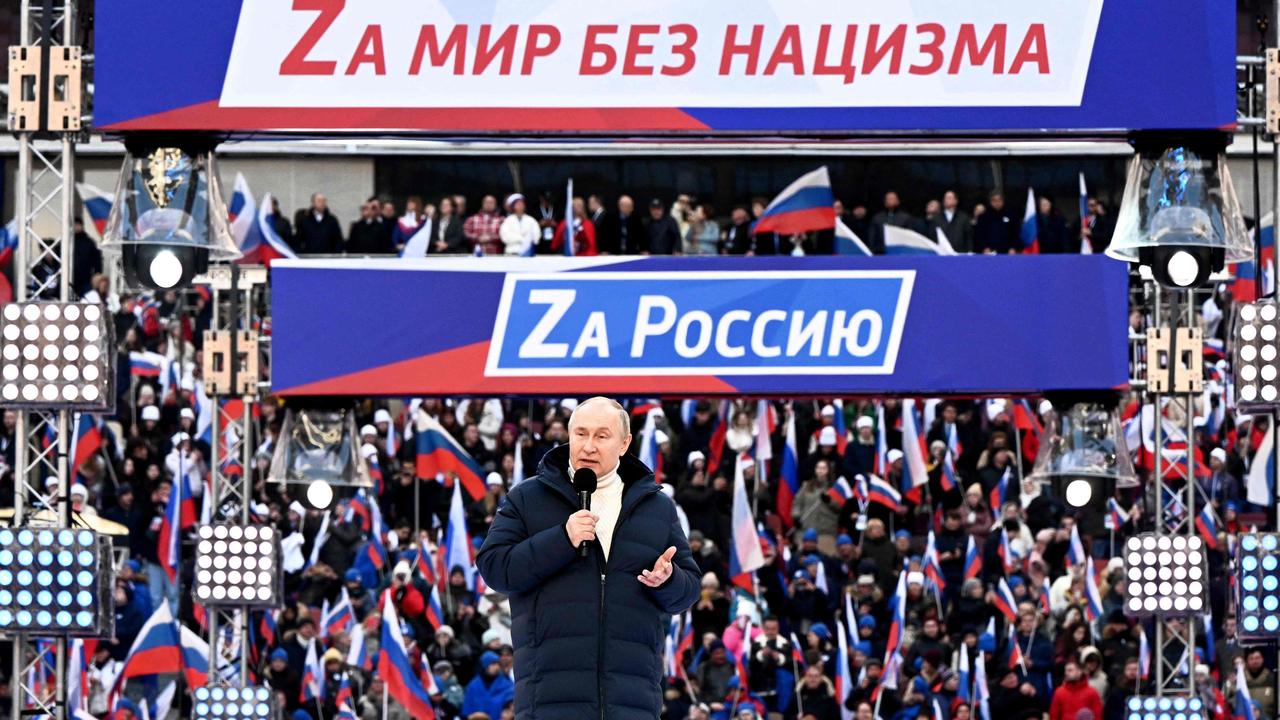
[568, 396, 630, 437]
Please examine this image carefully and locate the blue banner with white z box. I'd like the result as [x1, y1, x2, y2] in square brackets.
[270, 255, 1130, 397]
[487, 271, 914, 376]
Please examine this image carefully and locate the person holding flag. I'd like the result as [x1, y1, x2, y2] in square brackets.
[476, 396, 700, 719]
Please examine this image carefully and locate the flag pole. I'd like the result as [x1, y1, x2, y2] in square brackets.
[382, 678, 388, 720]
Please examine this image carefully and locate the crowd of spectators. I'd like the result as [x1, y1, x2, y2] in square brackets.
[275, 187, 1114, 257]
[0, 196, 1262, 720]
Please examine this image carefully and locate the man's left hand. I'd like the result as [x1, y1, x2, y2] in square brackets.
[638, 546, 677, 587]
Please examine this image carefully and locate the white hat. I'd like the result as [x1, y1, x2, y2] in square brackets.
[374, 409, 392, 425]
[818, 426, 837, 446]
[505, 193, 525, 210]
[289, 501, 306, 517]
[180, 376, 195, 392]
[179, 408, 195, 421]
[985, 400, 1008, 422]
[361, 442, 379, 459]
[887, 448, 904, 464]
[1211, 447, 1227, 463]
[655, 430, 669, 445]
[1038, 399, 1054, 416]
[360, 424, 377, 437]
[392, 560, 412, 579]
[687, 450, 706, 465]
[560, 398, 579, 412]
[737, 454, 756, 470]
[171, 432, 190, 445]
[141, 405, 160, 422]
[70, 483, 88, 498]
[856, 416, 873, 430]
[907, 571, 925, 586]
[821, 405, 836, 417]
[486, 472, 504, 487]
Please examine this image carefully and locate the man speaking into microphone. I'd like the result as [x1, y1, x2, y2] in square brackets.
[477, 396, 700, 719]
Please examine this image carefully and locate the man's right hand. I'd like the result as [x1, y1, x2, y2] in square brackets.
[566, 510, 600, 548]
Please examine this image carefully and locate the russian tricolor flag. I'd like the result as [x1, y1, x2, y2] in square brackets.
[1066, 524, 1086, 570]
[1020, 187, 1039, 254]
[729, 452, 766, 591]
[416, 412, 487, 501]
[1236, 659, 1257, 720]
[1233, 212, 1275, 302]
[868, 475, 902, 513]
[71, 413, 103, 472]
[1195, 505, 1219, 549]
[379, 595, 437, 719]
[989, 467, 1010, 518]
[963, 535, 982, 580]
[753, 166, 836, 236]
[923, 531, 946, 593]
[228, 173, 255, 248]
[323, 588, 355, 638]
[1084, 556, 1104, 621]
[347, 624, 373, 672]
[157, 464, 183, 582]
[885, 225, 957, 255]
[301, 637, 323, 702]
[1006, 624, 1026, 670]
[777, 409, 800, 527]
[827, 477, 854, 505]
[835, 217, 873, 256]
[129, 351, 166, 377]
[76, 183, 113, 237]
[1106, 498, 1127, 530]
[109, 604, 181, 708]
[993, 577, 1018, 621]
[957, 643, 971, 703]
[178, 625, 211, 689]
[425, 583, 445, 631]
[239, 191, 297, 267]
[900, 399, 929, 503]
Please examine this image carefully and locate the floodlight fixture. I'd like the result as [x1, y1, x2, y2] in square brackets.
[191, 685, 275, 720]
[0, 528, 114, 636]
[1122, 533, 1207, 617]
[193, 524, 281, 608]
[0, 301, 114, 411]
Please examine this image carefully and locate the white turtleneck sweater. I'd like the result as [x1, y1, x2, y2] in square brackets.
[573, 461, 624, 560]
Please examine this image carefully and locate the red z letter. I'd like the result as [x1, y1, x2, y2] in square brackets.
[280, 0, 345, 76]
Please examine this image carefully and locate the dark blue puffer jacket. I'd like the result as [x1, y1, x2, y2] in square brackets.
[477, 445, 701, 720]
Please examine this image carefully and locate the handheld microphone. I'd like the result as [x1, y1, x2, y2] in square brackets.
[572, 467, 598, 558]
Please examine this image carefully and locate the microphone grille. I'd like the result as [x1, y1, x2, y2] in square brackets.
[572, 467, 598, 493]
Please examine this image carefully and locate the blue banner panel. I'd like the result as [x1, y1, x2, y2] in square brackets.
[93, 0, 1234, 134]
[270, 256, 1129, 397]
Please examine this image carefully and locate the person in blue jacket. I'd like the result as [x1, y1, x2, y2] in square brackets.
[477, 396, 702, 720]
[462, 650, 515, 718]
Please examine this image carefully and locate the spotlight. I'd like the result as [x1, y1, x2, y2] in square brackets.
[1125, 696, 1205, 720]
[1235, 533, 1280, 638]
[0, 528, 114, 636]
[101, 140, 241, 291]
[0, 302, 114, 411]
[1106, 136, 1251, 289]
[1122, 533, 1207, 617]
[1232, 299, 1280, 410]
[1029, 396, 1137, 535]
[306, 480, 333, 510]
[1064, 479, 1093, 508]
[192, 685, 275, 720]
[193, 524, 281, 608]
[268, 406, 374, 489]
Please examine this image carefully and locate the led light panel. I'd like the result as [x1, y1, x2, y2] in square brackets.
[1125, 695, 1205, 720]
[193, 524, 281, 608]
[0, 528, 114, 636]
[1236, 532, 1280, 638]
[0, 302, 114, 411]
[192, 685, 275, 720]
[1122, 533, 1207, 617]
[1233, 299, 1280, 411]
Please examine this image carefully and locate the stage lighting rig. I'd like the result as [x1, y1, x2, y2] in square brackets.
[0, 528, 114, 636]
[1106, 134, 1251, 289]
[192, 524, 281, 608]
[192, 685, 275, 720]
[0, 301, 114, 410]
[1122, 533, 1207, 617]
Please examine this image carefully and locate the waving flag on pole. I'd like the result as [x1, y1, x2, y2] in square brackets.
[923, 531, 946, 594]
[1203, 611, 1216, 664]
[836, 619, 855, 720]
[1235, 659, 1257, 720]
[729, 453, 766, 591]
[832, 399, 849, 454]
[1233, 212, 1275, 302]
[940, 425, 960, 495]
[835, 217, 873, 256]
[827, 476, 855, 505]
[380, 594, 437, 719]
[778, 408, 800, 527]
[76, 183, 114, 238]
[964, 535, 982, 580]
[993, 578, 1018, 621]
[1020, 187, 1039, 254]
[1078, 173, 1093, 254]
[875, 403, 889, 477]
[178, 625, 212, 688]
[347, 624, 372, 672]
[974, 651, 991, 720]
[989, 467, 1010, 518]
[1196, 505, 1220, 549]
[1084, 556, 1104, 621]
[957, 643, 971, 703]
[323, 588, 355, 638]
[157, 466, 183, 582]
[755, 400, 775, 466]
[109, 604, 181, 708]
[885, 225, 954, 255]
[1006, 623, 1026, 671]
[1066, 524, 1086, 570]
[1106, 498, 1128, 530]
[706, 400, 732, 476]
[228, 173, 256, 250]
[444, 480, 475, 590]
[901, 399, 929, 503]
[1040, 576, 1053, 615]
[301, 637, 323, 702]
[998, 527, 1016, 575]
[753, 166, 836, 236]
[562, 178, 576, 256]
[416, 412, 486, 501]
[934, 226, 959, 255]
[868, 475, 903, 513]
[885, 560, 908, 659]
[1246, 426, 1274, 506]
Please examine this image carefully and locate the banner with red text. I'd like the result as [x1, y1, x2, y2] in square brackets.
[96, 0, 1233, 134]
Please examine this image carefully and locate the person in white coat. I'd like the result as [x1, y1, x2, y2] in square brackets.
[500, 194, 541, 256]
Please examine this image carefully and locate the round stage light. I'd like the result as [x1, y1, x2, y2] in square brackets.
[1122, 533, 1207, 618]
[192, 524, 280, 608]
